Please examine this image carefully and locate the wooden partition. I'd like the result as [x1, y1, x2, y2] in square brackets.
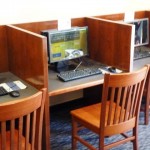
[86, 17, 134, 71]
[6, 25, 48, 90]
[94, 13, 125, 21]
[14, 18, 86, 34]
[94, 11, 147, 21]
[0, 25, 50, 150]
[95, 10, 150, 48]
[14, 17, 135, 71]
[0, 26, 9, 72]
[135, 11, 149, 19]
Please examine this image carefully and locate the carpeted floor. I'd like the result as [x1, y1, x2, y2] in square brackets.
[50, 99, 150, 150]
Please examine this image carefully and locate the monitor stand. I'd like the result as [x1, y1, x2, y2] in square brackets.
[53, 60, 76, 73]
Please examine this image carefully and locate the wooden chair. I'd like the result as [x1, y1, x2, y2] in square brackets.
[0, 88, 46, 150]
[70, 65, 149, 150]
[143, 69, 150, 125]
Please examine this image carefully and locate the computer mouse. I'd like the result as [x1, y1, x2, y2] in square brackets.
[9, 91, 20, 97]
[108, 67, 116, 73]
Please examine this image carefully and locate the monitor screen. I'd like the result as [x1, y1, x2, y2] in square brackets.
[41, 26, 88, 64]
[128, 18, 149, 47]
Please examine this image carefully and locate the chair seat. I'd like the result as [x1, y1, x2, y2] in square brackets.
[71, 102, 127, 134]
[71, 103, 101, 133]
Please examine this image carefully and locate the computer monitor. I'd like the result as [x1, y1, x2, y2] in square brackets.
[41, 26, 88, 72]
[127, 18, 149, 47]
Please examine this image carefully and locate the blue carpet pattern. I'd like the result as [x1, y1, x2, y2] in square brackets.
[50, 100, 150, 150]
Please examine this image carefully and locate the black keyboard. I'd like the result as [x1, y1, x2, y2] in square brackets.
[0, 86, 8, 96]
[57, 68, 102, 82]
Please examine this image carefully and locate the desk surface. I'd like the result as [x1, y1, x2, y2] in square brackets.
[48, 57, 150, 97]
[0, 72, 38, 103]
[133, 57, 150, 70]
[48, 69, 104, 96]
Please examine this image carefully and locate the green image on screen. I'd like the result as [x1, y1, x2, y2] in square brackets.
[49, 27, 88, 63]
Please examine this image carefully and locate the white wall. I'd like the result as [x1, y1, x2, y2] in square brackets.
[0, 0, 150, 25]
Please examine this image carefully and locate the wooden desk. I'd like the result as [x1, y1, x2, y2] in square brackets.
[0, 72, 38, 103]
[48, 58, 108, 97]
[48, 57, 150, 98]
[48, 69, 104, 97]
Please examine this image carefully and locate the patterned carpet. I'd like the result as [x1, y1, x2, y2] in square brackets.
[50, 99, 150, 150]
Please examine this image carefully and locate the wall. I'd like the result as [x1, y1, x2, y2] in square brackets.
[0, 0, 150, 25]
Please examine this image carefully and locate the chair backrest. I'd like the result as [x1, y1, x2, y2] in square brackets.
[100, 65, 149, 136]
[0, 88, 47, 150]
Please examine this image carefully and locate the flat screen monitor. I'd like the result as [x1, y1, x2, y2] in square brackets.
[128, 18, 149, 47]
[41, 27, 88, 69]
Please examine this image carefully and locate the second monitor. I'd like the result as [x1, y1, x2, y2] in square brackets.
[41, 26, 88, 72]
[127, 18, 149, 47]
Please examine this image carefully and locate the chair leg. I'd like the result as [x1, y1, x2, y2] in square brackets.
[144, 71, 150, 125]
[133, 127, 138, 150]
[72, 118, 78, 150]
[145, 96, 149, 125]
[144, 88, 150, 125]
[99, 135, 105, 150]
